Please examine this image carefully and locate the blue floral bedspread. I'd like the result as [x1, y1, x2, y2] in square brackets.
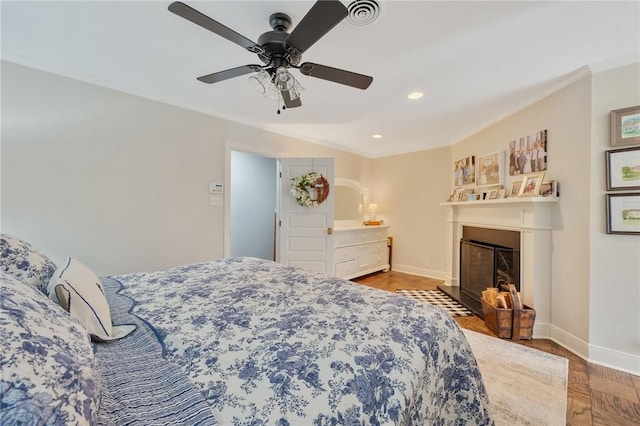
[95, 277, 217, 425]
[112, 257, 494, 425]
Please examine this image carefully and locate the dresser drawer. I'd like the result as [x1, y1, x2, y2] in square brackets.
[334, 230, 358, 247]
[335, 259, 357, 277]
[356, 228, 387, 244]
[370, 244, 388, 267]
[334, 228, 387, 247]
[333, 226, 389, 279]
[371, 241, 387, 254]
[334, 246, 357, 263]
[371, 228, 388, 242]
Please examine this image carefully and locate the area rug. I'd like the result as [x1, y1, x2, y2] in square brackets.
[464, 329, 569, 426]
[395, 289, 474, 317]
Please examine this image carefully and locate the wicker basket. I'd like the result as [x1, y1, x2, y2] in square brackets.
[481, 284, 536, 340]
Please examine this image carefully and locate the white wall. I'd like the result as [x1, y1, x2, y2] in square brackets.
[363, 63, 640, 374]
[452, 76, 594, 358]
[230, 151, 277, 260]
[589, 62, 640, 373]
[361, 146, 451, 278]
[1, 61, 364, 276]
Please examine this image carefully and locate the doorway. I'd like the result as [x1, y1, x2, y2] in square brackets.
[229, 150, 278, 260]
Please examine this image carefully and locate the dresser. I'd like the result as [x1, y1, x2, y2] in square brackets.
[333, 225, 390, 279]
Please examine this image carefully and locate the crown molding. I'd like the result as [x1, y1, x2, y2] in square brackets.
[589, 51, 640, 73]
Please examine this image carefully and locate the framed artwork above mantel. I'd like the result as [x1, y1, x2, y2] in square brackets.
[475, 151, 503, 187]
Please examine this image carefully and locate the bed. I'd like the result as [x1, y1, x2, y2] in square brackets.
[1, 234, 494, 425]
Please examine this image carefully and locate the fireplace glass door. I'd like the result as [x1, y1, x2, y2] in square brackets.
[460, 239, 519, 303]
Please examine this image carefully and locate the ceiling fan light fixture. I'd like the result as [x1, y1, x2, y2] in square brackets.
[249, 70, 271, 96]
[288, 79, 305, 101]
[274, 66, 295, 91]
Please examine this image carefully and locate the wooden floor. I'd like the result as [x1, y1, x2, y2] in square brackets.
[353, 271, 640, 426]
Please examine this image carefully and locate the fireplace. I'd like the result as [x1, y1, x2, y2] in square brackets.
[459, 239, 519, 303]
[441, 226, 520, 315]
[439, 198, 556, 336]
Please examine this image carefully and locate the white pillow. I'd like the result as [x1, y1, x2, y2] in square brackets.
[47, 257, 135, 342]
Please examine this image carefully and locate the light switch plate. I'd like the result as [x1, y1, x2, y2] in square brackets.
[209, 194, 223, 206]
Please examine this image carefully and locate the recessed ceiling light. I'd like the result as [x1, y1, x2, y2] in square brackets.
[407, 91, 424, 100]
[372, 134, 383, 139]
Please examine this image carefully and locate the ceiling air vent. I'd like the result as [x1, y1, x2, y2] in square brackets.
[345, 0, 382, 27]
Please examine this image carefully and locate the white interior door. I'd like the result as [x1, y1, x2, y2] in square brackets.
[278, 158, 334, 274]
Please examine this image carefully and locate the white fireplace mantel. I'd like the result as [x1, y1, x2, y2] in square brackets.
[441, 197, 559, 337]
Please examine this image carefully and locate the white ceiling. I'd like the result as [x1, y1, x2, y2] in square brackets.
[2, 1, 639, 158]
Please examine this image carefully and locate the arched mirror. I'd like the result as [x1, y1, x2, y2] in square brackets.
[334, 178, 369, 225]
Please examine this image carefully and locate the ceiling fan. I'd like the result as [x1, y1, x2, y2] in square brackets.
[168, 1, 373, 113]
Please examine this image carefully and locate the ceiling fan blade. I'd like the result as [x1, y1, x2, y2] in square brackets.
[197, 65, 262, 84]
[168, 2, 263, 54]
[298, 63, 373, 90]
[285, 0, 347, 53]
[282, 91, 302, 108]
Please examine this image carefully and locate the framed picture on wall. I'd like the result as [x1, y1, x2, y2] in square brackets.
[518, 172, 545, 197]
[454, 155, 475, 187]
[475, 151, 503, 187]
[606, 146, 640, 191]
[610, 105, 640, 147]
[606, 193, 640, 234]
[508, 129, 548, 176]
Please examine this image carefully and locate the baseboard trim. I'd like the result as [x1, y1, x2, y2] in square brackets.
[547, 324, 590, 360]
[588, 343, 640, 376]
[546, 326, 640, 375]
[532, 321, 550, 339]
[392, 264, 448, 281]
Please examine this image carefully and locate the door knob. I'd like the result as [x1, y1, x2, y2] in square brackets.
[327, 227, 333, 235]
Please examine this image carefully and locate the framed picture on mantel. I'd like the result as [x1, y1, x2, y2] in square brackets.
[518, 172, 545, 197]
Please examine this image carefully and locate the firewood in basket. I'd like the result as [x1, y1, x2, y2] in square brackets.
[501, 292, 512, 308]
[497, 294, 509, 309]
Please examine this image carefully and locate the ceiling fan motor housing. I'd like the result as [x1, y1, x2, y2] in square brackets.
[269, 13, 291, 32]
[257, 13, 301, 67]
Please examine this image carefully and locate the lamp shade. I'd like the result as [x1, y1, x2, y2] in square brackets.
[368, 203, 379, 213]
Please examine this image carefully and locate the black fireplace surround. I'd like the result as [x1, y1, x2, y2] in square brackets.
[438, 226, 520, 316]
